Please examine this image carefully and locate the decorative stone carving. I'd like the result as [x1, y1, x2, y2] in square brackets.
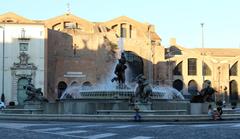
[11, 52, 37, 70]
[10, 52, 37, 104]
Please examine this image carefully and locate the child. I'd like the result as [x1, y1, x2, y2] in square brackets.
[134, 104, 141, 121]
[208, 104, 221, 120]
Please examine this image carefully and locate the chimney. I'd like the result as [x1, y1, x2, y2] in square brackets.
[169, 38, 176, 46]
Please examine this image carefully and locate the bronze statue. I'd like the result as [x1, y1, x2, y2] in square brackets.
[191, 80, 216, 103]
[111, 52, 127, 89]
[24, 78, 48, 102]
[133, 74, 152, 103]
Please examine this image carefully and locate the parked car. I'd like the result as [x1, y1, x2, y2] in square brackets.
[0, 101, 6, 109]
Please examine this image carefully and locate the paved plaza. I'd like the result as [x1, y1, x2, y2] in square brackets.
[1, 120, 240, 139]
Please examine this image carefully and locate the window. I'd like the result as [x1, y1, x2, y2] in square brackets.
[64, 22, 76, 29]
[169, 46, 182, 55]
[111, 24, 118, 30]
[52, 23, 61, 31]
[129, 25, 132, 38]
[6, 19, 14, 23]
[19, 43, 28, 51]
[21, 28, 26, 38]
[230, 62, 238, 76]
[188, 58, 197, 75]
[173, 61, 182, 75]
[203, 62, 212, 76]
[98, 27, 102, 33]
[120, 23, 127, 38]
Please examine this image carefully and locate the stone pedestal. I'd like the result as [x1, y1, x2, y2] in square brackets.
[133, 102, 152, 110]
[190, 103, 211, 115]
[24, 101, 42, 109]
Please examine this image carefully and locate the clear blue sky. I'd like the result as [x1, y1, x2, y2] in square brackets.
[1, 0, 240, 48]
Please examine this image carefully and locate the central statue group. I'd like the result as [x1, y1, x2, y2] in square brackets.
[111, 52, 152, 103]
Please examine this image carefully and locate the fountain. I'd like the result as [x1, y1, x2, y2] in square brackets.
[53, 39, 188, 115]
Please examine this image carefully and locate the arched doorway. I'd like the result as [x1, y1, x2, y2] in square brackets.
[188, 80, 198, 96]
[124, 51, 144, 82]
[57, 81, 67, 98]
[17, 78, 29, 105]
[82, 81, 92, 86]
[82, 81, 92, 90]
[230, 80, 238, 106]
[70, 81, 78, 86]
[173, 79, 183, 91]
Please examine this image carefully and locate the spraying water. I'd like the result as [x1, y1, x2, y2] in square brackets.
[60, 37, 184, 100]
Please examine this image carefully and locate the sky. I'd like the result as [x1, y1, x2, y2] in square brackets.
[1, 0, 240, 48]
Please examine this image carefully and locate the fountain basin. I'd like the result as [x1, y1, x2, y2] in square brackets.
[43, 98, 190, 115]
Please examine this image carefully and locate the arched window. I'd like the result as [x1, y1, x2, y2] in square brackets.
[230, 61, 238, 76]
[52, 23, 61, 31]
[203, 62, 212, 76]
[57, 81, 67, 98]
[173, 61, 182, 75]
[188, 80, 198, 96]
[111, 24, 118, 30]
[173, 79, 183, 91]
[188, 58, 197, 75]
[169, 46, 182, 55]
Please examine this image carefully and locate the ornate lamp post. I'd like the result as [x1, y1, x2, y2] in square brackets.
[0, 26, 5, 102]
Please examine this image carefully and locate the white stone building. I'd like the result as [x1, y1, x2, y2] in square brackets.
[0, 20, 46, 105]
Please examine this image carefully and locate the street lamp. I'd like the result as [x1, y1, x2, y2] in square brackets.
[201, 23, 205, 84]
[0, 26, 5, 102]
[147, 24, 153, 84]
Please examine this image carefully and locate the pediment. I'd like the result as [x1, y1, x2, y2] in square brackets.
[0, 12, 34, 23]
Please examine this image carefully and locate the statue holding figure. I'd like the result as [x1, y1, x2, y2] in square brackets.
[133, 74, 153, 103]
[111, 52, 127, 89]
[191, 80, 216, 103]
[24, 78, 48, 102]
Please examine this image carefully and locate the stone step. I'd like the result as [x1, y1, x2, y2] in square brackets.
[0, 113, 240, 122]
[96, 109, 187, 115]
[0, 109, 43, 114]
[217, 108, 240, 114]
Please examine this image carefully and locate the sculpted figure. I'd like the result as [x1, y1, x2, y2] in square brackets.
[133, 74, 152, 103]
[191, 80, 216, 103]
[24, 78, 48, 102]
[111, 52, 127, 89]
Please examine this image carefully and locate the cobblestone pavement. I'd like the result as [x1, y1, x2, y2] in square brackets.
[0, 120, 240, 139]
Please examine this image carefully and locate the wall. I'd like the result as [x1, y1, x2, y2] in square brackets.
[0, 23, 45, 104]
